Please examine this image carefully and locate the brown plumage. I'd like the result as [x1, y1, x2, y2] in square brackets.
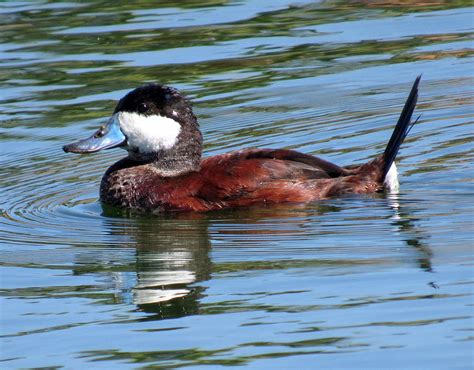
[101, 149, 391, 212]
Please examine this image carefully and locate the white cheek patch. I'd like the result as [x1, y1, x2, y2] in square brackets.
[384, 162, 400, 193]
[117, 111, 181, 153]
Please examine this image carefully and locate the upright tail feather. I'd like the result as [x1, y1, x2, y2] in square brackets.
[383, 75, 421, 178]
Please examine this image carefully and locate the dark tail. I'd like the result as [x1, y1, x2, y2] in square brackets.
[383, 75, 421, 178]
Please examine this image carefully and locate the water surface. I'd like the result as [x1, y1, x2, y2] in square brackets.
[1, 1, 473, 369]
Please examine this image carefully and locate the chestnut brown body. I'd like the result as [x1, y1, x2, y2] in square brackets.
[101, 148, 386, 212]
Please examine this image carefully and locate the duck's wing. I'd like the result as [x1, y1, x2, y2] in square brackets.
[240, 148, 350, 178]
[200, 148, 351, 182]
[195, 149, 350, 205]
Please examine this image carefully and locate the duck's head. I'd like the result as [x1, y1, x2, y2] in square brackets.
[63, 84, 202, 175]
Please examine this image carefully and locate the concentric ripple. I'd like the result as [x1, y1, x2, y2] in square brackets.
[0, 142, 126, 247]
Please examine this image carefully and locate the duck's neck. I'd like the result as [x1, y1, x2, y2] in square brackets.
[126, 136, 202, 177]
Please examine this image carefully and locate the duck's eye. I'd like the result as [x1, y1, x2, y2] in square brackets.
[138, 102, 149, 114]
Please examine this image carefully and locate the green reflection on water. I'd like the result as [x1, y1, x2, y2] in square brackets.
[1, 1, 472, 128]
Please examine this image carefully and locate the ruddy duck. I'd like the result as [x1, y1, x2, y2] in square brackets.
[63, 76, 421, 212]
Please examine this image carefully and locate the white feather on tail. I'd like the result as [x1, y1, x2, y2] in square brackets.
[384, 162, 399, 193]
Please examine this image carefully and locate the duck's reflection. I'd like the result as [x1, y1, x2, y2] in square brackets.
[100, 210, 212, 318]
[95, 197, 433, 319]
[385, 194, 433, 272]
[133, 216, 212, 318]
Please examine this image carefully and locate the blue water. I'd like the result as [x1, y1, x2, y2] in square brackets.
[1, 1, 473, 369]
